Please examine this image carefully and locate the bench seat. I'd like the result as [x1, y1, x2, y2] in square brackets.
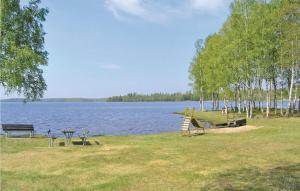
[1, 124, 34, 137]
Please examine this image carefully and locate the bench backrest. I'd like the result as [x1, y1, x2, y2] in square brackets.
[1, 124, 34, 131]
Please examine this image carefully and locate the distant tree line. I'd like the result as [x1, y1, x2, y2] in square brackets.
[189, 0, 299, 118]
[107, 92, 198, 102]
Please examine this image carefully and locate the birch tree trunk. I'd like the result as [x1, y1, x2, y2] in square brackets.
[298, 93, 300, 114]
[201, 90, 204, 112]
[212, 93, 215, 111]
[280, 83, 283, 116]
[199, 96, 202, 111]
[259, 79, 264, 113]
[292, 84, 298, 115]
[266, 81, 269, 118]
[286, 39, 295, 117]
[238, 88, 241, 114]
[286, 67, 294, 116]
[273, 78, 277, 115]
[280, 68, 284, 116]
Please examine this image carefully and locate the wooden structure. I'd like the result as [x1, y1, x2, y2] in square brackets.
[47, 129, 57, 147]
[225, 110, 247, 128]
[78, 128, 89, 146]
[62, 129, 75, 145]
[181, 108, 205, 136]
[1, 124, 34, 137]
[227, 118, 247, 127]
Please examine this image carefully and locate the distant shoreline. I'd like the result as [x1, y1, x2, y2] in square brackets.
[1, 98, 291, 103]
[0, 98, 107, 102]
[0, 98, 198, 102]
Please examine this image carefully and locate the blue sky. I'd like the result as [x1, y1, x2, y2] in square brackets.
[1, 0, 232, 98]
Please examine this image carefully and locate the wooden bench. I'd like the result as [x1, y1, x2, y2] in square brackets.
[181, 116, 205, 136]
[1, 124, 35, 137]
[228, 118, 247, 127]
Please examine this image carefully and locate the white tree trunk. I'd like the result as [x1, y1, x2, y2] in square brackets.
[266, 81, 269, 118]
[286, 66, 295, 116]
[280, 85, 283, 116]
[292, 84, 298, 115]
[201, 97, 204, 112]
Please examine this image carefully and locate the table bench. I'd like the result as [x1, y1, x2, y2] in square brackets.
[1, 124, 35, 137]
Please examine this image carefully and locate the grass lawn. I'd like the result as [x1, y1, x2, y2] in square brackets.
[1, 115, 300, 190]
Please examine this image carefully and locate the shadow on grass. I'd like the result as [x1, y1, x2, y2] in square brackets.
[72, 141, 92, 145]
[58, 142, 65, 146]
[57, 141, 100, 146]
[201, 163, 300, 191]
[3, 135, 46, 138]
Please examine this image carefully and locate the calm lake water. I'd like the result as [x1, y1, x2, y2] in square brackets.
[1, 101, 294, 136]
[1, 102, 202, 136]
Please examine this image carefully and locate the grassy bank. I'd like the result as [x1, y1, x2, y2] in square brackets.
[1, 116, 300, 190]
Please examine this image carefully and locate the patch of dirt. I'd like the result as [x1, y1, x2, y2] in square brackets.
[100, 164, 143, 175]
[207, 125, 263, 134]
[100, 144, 131, 151]
[148, 159, 169, 166]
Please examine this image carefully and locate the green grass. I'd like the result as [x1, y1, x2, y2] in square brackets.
[191, 109, 300, 125]
[1, 116, 300, 190]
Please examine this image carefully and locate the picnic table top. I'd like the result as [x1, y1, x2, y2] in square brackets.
[62, 130, 75, 134]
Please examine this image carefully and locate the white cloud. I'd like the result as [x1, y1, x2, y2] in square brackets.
[189, 0, 227, 13]
[104, 0, 230, 22]
[104, 0, 167, 23]
[100, 64, 121, 70]
[105, 0, 146, 18]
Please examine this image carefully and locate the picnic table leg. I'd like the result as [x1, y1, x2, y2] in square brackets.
[65, 135, 69, 145]
[68, 135, 72, 145]
[67, 135, 72, 145]
[49, 138, 51, 147]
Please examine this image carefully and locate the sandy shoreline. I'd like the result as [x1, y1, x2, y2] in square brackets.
[207, 125, 263, 134]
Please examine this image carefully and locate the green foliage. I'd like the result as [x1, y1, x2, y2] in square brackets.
[189, 0, 300, 117]
[107, 92, 198, 102]
[0, 0, 49, 100]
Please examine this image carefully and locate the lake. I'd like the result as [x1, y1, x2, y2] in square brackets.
[1, 101, 293, 136]
[1, 102, 202, 136]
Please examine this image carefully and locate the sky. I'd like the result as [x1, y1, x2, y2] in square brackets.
[1, 0, 233, 98]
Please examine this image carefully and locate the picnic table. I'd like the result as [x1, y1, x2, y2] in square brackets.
[62, 129, 75, 145]
[47, 129, 57, 147]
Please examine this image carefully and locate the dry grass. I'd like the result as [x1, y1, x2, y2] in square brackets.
[1, 116, 300, 190]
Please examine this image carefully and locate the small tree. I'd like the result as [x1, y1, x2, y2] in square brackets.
[0, 0, 49, 100]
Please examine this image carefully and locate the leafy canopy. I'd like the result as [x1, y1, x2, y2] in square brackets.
[0, 0, 49, 100]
